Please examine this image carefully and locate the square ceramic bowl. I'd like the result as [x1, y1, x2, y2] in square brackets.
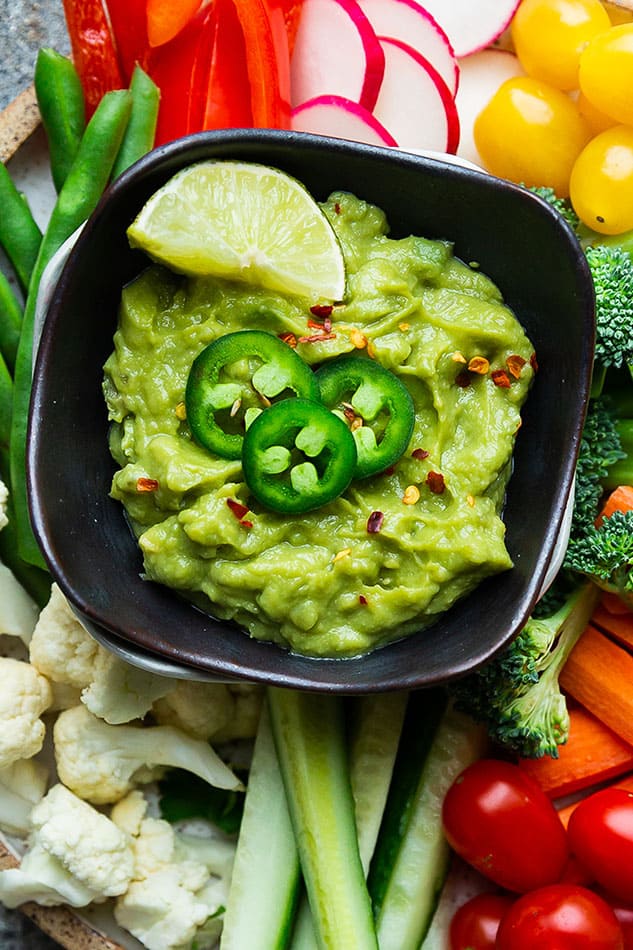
[27, 129, 594, 692]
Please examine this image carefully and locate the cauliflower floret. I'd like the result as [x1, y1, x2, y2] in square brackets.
[0, 784, 134, 909]
[0, 478, 8, 532]
[0, 563, 39, 644]
[30, 585, 175, 724]
[29, 584, 100, 689]
[153, 681, 263, 742]
[111, 791, 231, 950]
[54, 705, 242, 805]
[0, 758, 49, 836]
[0, 657, 52, 768]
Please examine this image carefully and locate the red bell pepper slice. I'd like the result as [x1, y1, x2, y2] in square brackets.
[231, 0, 291, 129]
[146, 0, 204, 47]
[104, 0, 149, 84]
[197, 0, 254, 132]
[62, 0, 124, 116]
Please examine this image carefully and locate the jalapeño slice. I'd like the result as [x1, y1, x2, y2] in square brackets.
[315, 356, 415, 478]
[242, 398, 357, 514]
[185, 330, 319, 459]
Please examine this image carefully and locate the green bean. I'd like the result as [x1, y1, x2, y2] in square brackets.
[0, 270, 22, 373]
[112, 65, 160, 180]
[10, 89, 133, 569]
[0, 163, 42, 292]
[34, 48, 86, 193]
[0, 349, 11, 467]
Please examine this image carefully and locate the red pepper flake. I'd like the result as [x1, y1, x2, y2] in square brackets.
[381, 465, 396, 476]
[136, 477, 159, 493]
[297, 332, 337, 344]
[491, 369, 511, 389]
[226, 498, 250, 521]
[334, 202, 341, 214]
[278, 331, 297, 348]
[411, 448, 429, 461]
[426, 471, 445, 494]
[240, 519, 253, 529]
[359, 594, 368, 606]
[310, 304, 333, 319]
[455, 371, 471, 388]
[530, 351, 539, 373]
[367, 510, 384, 533]
[506, 354, 527, 379]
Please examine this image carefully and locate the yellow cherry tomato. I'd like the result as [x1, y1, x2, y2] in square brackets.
[579, 23, 633, 125]
[570, 125, 633, 234]
[577, 90, 618, 135]
[511, 0, 610, 90]
[473, 77, 592, 195]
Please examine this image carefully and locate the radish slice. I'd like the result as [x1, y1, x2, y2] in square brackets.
[357, 0, 459, 95]
[418, 0, 521, 58]
[456, 49, 525, 166]
[290, 0, 385, 111]
[372, 37, 460, 153]
[292, 95, 398, 146]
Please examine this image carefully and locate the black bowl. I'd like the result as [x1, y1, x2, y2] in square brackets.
[27, 130, 594, 692]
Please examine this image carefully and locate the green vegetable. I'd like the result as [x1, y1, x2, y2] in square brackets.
[185, 329, 320, 460]
[0, 163, 42, 293]
[111, 65, 160, 180]
[449, 582, 599, 759]
[242, 398, 357, 514]
[586, 244, 633, 394]
[315, 356, 415, 478]
[34, 48, 86, 193]
[159, 770, 245, 835]
[565, 509, 633, 609]
[368, 695, 487, 950]
[10, 88, 132, 568]
[0, 271, 22, 373]
[0, 351, 12, 475]
[529, 186, 580, 231]
[221, 705, 300, 950]
[268, 688, 378, 949]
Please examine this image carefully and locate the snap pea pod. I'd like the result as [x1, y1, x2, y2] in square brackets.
[10, 89, 133, 569]
[0, 163, 42, 293]
[34, 48, 86, 193]
[0, 350, 11, 470]
[0, 271, 22, 373]
[111, 65, 160, 180]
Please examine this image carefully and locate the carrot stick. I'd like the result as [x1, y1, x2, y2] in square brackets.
[592, 603, 633, 650]
[557, 773, 633, 829]
[518, 703, 633, 799]
[596, 485, 633, 524]
[560, 625, 633, 747]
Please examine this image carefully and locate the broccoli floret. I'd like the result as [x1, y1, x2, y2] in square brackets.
[449, 582, 599, 759]
[565, 509, 633, 610]
[586, 244, 633, 373]
[568, 396, 625, 541]
[529, 186, 580, 231]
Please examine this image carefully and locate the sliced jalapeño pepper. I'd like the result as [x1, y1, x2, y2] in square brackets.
[242, 398, 357, 513]
[315, 356, 415, 478]
[185, 330, 319, 459]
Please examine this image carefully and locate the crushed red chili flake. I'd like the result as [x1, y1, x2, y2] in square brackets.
[278, 331, 297, 348]
[426, 471, 445, 494]
[297, 332, 337, 344]
[506, 354, 526, 379]
[310, 304, 333, 319]
[136, 477, 159, 492]
[455, 371, 471, 388]
[530, 352, 539, 373]
[381, 465, 396, 476]
[359, 594, 368, 606]
[491, 369, 511, 388]
[240, 519, 253, 529]
[226, 498, 250, 520]
[411, 448, 429, 461]
[367, 510, 384, 533]
[334, 202, 341, 214]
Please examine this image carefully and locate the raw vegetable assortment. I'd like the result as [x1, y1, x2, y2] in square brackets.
[1, 0, 633, 947]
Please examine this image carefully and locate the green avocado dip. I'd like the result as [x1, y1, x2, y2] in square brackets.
[103, 190, 536, 658]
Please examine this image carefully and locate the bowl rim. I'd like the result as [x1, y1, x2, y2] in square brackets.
[27, 128, 595, 691]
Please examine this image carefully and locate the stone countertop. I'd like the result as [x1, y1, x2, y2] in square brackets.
[1, 3, 69, 945]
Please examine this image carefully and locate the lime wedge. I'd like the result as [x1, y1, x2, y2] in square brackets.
[127, 161, 346, 302]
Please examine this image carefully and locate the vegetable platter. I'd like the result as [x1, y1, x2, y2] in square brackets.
[3, 0, 633, 948]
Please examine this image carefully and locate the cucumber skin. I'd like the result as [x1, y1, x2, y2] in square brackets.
[268, 688, 378, 950]
[220, 705, 300, 950]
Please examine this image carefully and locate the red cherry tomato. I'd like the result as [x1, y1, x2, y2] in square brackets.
[603, 897, 633, 949]
[496, 884, 624, 949]
[442, 759, 568, 892]
[568, 788, 633, 903]
[449, 892, 514, 950]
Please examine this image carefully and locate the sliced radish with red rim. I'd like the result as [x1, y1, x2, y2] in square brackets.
[419, 0, 521, 58]
[291, 95, 398, 146]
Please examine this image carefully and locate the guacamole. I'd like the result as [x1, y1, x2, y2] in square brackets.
[103, 191, 535, 658]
